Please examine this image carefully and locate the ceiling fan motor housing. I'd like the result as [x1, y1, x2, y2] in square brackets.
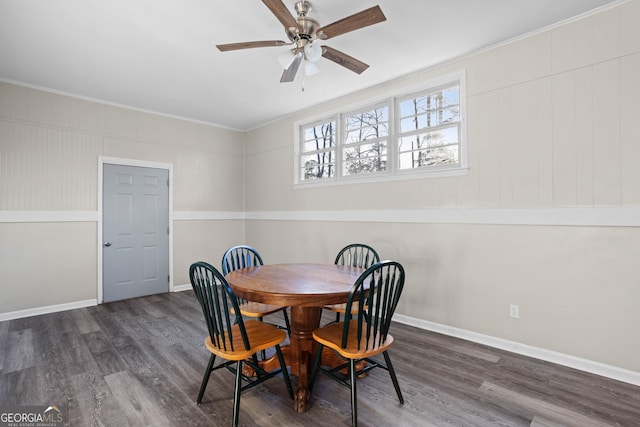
[287, 1, 319, 44]
[283, 0, 321, 60]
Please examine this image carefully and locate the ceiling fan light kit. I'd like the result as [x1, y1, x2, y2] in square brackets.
[304, 60, 319, 76]
[215, 0, 386, 83]
[304, 41, 322, 62]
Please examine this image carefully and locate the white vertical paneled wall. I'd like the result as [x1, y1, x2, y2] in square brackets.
[0, 122, 102, 210]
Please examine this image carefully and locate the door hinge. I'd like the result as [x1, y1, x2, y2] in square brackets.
[168, 275, 170, 283]
[167, 178, 169, 187]
[167, 227, 170, 234]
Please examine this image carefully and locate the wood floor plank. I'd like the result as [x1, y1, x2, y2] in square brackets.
[81, 331, 128, 376]
[104, 370, 173, 427]
[0, 367, 41, 405]
[478, 381, 615, 427]
[70, 307, 102, 334]
[448, 341, 502, 363]
[70, 370, 132, 427]
[483, 352, 638, 427]
[0, 320, 8, 372]
[546, 375, 640, 425]
[530, 415, 569, 427]
[3, 328, 34, 373]
[31, 325, 91, 420]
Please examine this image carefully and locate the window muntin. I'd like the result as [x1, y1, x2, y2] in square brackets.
[299, 119, 336, 182]
[295, 73, 465, 185]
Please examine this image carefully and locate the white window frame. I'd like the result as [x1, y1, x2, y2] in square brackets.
[294, 70, 468, 187]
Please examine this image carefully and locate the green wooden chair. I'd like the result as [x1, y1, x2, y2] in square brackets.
[189, 261, 293, 427]
[310, 260, 405, 427]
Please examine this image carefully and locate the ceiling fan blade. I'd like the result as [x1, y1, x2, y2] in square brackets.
[321, 46, 369, 74]
[280, 54, 302, 82]
[262, 0, 301, 31]
[316, 5, 386, 40]
[216, 40, 290, 52]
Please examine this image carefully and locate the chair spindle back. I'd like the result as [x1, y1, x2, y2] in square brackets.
[334, 243, 380, 269]
[222, 245, 264, 275]
[221, 245, 264, 306]
[189, 261, 250, 352]
[342, 261, 405, 350]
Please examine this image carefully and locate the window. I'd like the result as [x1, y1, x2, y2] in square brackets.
[299, 118, 336, 181]
[397, 85, 461, 170]
[295, 71, 466, 185]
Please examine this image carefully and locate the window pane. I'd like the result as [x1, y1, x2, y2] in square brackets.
[398, 126, 458, 151]
[399, 106, 459, 131]
[302, 121, 336, 153]
[302, 137, 334, 153]
[344, 106, 389, 143]
[343, 141, 387, 176]
[300, 152, 335, 180]
[442, 87, 460, 106]
[400, 115, 427, 132]
[345, 107, 389, 131]
[406, 87, 459, 110]
[344, 156, 388, 176]
[398, 85, 460, 130]
[399, 97, 425, 119]
[398, 125, 459, 170]
[398, 145, 459, 169]
[345, 123, 389, 144]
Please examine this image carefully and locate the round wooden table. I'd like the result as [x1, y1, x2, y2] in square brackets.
[225, 263, 364, 413]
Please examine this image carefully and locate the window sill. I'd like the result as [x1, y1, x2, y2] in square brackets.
[293, 166, 469, 189]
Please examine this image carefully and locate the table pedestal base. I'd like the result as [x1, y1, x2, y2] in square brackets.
[257, 344, 366, 412]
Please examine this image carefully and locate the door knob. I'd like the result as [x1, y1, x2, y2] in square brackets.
[104, 241, 112, 247]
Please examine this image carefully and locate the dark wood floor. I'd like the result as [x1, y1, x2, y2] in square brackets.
[1, 291, 639, 426]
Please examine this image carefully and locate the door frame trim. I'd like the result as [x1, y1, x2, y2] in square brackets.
[98, 156, 174, 304]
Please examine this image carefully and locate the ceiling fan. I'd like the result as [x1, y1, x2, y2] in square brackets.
[216, 0, 386, 83]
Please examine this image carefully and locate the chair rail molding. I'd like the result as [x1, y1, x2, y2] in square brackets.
[244, 207, 640, 227]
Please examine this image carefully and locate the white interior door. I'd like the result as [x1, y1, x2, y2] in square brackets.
[103, 163, 169, 302]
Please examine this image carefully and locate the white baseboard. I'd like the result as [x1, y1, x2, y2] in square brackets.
[172, 284, 192, 292]
[393, 313, 640, 387]
[0, 288, 194, 322]
[0, 299, 97, 322]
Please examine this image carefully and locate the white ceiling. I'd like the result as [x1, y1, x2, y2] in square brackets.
[0, 0, 621, 130]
